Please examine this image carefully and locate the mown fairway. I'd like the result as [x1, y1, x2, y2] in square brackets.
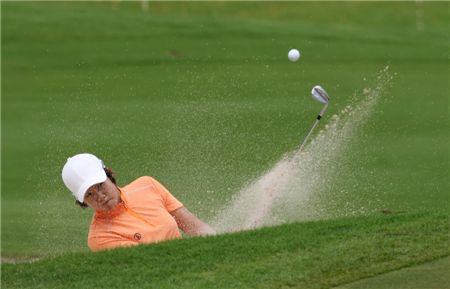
[2, 1, 449, 285]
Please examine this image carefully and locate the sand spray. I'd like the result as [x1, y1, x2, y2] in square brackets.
[211, 67, 393, 233]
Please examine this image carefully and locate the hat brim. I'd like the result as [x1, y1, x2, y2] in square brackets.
[75, 169, 107, 203]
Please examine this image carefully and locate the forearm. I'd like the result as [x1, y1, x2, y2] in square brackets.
[182, 219, 216, 237]
[171, 207, 216, 237]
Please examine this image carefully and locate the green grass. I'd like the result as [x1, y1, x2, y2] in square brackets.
[1, 0, 449, 271]
[334, 256, 450, 289]
[2, 212, 449, 289]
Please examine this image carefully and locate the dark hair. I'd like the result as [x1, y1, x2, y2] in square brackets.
[75, 167, 116, 208]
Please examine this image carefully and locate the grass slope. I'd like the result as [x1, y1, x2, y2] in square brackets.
[2, 212, 449, 289]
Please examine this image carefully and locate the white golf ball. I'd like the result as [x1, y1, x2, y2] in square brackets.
[288, 49, 300, 62]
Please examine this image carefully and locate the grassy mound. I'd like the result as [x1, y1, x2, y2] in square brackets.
[3, 212, 449, 289]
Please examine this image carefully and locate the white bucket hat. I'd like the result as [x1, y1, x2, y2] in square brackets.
[62, 153, 107, 202]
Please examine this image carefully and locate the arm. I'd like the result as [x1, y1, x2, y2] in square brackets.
[170, 207, 216, 237]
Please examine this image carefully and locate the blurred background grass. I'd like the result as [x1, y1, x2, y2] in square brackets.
[2, 1, 449, 257]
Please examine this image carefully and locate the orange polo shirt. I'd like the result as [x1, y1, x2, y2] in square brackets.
[88, 176, 183, 252]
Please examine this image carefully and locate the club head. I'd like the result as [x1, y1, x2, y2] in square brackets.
[311, 85, 330, 104]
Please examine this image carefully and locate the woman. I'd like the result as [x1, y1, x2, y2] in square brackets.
[62, 153, 215, 252]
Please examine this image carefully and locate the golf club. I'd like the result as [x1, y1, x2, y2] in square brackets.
[297, 85, 331, 152]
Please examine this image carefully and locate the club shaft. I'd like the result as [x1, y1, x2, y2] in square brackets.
[298, 103, 328, 152]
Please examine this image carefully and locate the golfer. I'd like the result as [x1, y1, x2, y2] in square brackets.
[62, 153, 216, 252]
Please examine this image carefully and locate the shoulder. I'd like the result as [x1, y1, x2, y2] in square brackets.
[122, 176, 155, 191]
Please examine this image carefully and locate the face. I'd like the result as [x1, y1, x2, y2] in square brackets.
[83, 178, 121, 212]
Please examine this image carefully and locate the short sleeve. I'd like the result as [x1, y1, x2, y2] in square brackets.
[150, 178, 183, 212]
